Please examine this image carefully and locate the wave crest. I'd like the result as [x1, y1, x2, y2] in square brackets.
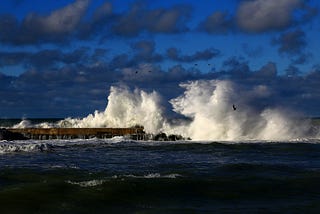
[9, 80, 319, 141]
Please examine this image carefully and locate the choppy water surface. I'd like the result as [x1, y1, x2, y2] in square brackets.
[2, 79, 320, 213]
[1, 138, 320, 213]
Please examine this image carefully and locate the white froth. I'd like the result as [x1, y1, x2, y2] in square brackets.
[58, 86, 165, 134]
[67, 179, 105, 187]
[169, 80, 312, 140]
[0, 141, 51, 154]
[66, 173, 181, 188]
[112, 173, 182, 179]
[15, 80, 316, 141]
[12, 119, 33, 128]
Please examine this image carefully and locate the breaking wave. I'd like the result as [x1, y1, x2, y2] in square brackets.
[67, 179, 105, 187]
[0, 137, 129, 154]
[0, 141, 53, 154]
[10, 80, 320, 141]
[66, 173, 182, 187]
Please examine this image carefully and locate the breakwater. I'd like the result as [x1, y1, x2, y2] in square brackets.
[5, 128, 145, 140]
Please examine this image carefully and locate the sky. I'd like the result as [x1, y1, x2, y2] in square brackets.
[0, 0, 320, 118]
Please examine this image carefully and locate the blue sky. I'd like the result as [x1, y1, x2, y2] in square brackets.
[0, 0, 320, 118]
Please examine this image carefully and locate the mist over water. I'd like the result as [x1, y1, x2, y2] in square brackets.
[169, 80, 312, 140]
[10, 80, 318, 141]
[58, 86, 166, 134]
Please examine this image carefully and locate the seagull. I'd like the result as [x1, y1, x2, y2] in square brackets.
[232, 104, 237, 111]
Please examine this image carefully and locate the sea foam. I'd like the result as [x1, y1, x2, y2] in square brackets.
[13, 80, 317, 141]
[0, 141, 52, 154]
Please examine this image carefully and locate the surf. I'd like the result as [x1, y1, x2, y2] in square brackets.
[7, 80, 320, 141]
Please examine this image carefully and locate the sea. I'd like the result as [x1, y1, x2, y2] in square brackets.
[1, 118, 320, 213]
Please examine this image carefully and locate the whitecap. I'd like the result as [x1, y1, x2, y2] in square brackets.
[0, 141, 53, 154]
[113, 173, 182, 179]
[67, 179, 105, 187]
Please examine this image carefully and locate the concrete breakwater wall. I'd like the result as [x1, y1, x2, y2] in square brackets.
[5, 128, 145, 140]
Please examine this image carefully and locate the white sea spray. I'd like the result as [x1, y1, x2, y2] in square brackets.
[12, 80, 316, 141]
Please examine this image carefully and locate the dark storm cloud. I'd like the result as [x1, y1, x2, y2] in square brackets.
[272, 29, 313, 65]
[0, 51, 30, 67]
[0, 14, 20, 44]
[132, 40, 156, 56]
[23, 0, 89, 40]
[0, 72, 15, 90]
[0, 47, 92, 70]
[236, 0, 317, 33]
[198, 0, 318, 35]
[131, 40, 221, 65]
[28, 50, 63, 69]
[198, 11, 234, 34]
[62, 47, 91, 64]
[253, 62, 277, 79]
[4, 65, 122, 117]
[0, 0, 193, 45]
[108, 54, 132, 70]
[166, 47, 220, 62]
[92, 1, 113, 22]
[222, 56, 250, 78]
[1, 58, 320, 117]
[0, 62, 210, 117]
[285, 64, 301, 76]
[1, 1, 320, 118]
[216, 58, 320, 115]
[102, 40, 163, 70]
[287, 66, 320, 114]
[0, 0, 90, 45]
[0, 0, 318, 46]
[131, 40, 163, 63]
[92, 41, 220, 70]
[91, 48, 108, 61]
[77, 1, 115, 40]
[112, 3, 191, 36]
[272, 29, 307, 55]
[79, 1, 192, 40]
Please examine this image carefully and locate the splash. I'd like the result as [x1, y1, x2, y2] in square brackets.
[51, 80, 316, 141]
[170, 80, 311, 140]
[12, 120, 33, 128]
[12, 119, 56, 129]
[58, 86, 166, 134]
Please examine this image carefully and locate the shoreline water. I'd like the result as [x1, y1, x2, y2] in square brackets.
[1, 118, 320, 212]
[1, 117, 320, 142]
[1, 138, 320, 213]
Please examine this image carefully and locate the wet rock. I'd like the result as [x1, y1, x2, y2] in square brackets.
[154, 132, 168, 141]
[0, 128, 28, 140]
[168, 134, 184, 141]
[153, 133, 187, 141]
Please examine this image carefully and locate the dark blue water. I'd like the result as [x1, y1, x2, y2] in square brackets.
[1, 138, 320, 213]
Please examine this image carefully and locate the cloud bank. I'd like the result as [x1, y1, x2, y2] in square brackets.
[0, 0, 319, 118]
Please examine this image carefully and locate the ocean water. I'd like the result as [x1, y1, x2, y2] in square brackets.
[1, 137, 320, 213]
[1, 80, 320, 213]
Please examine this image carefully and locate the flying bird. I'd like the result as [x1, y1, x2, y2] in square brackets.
[232, 104, 237, 111]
